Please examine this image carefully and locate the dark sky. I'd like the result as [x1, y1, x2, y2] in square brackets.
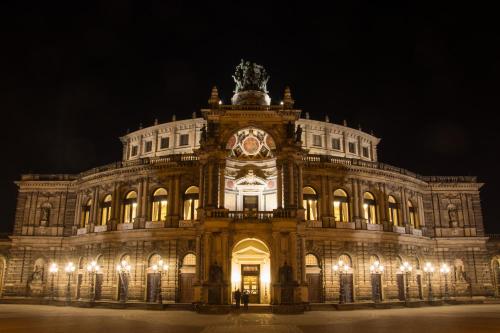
[1, 1, 499, 234]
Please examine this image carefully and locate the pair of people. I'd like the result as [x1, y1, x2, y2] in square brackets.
[234, 289, 249, 309]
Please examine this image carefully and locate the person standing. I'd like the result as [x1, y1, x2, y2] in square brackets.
[234, 288, 241, 309]
[242, 290, 249, 310]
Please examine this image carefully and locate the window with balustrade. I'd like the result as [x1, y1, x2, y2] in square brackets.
[303, 186, 318, 221]
[408, 200, 419, 228]
[363, 192, 378, 224]
[81, 199, 92, 227]
[388, 195, 400, 226]
[183, 186, 199, 220]
[333, 189, 349, 222]
[123, 191, 137, 223]
[151, 188, 168, 222]
[100, 195, 112, 225]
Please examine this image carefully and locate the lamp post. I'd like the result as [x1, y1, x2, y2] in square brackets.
[152, 258, 169, 305]
[116, 260, 131, 303]
[332, 260, 350, 304]
[440, 263, 450, 301]
[86, 260, 100, 303]
[399, 261, 412, 302]
[369, 261, 384, 303]
[49, 263, 59, 301]
[423, 262, 435, 302]
[64, 262, 75, 304]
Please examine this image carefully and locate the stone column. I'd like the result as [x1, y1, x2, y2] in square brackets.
[288, 162, 295, 208]
[199, 163, 205, 208]
[91, 187, 99, 224]
[401, 188, 409, 226]
[352, 179, 360, 219]
[297, 164, 304, 210]
[221, 232, 229, 303]
[168, 176, 174, 217]
[357, 180, 364, 220]
[417, 194, 425, 228]
[321, 176, 328, 217]
[300, 236, 306, 283]
[207, 163, 214, 207]
[195, 235, 202, 283]
[203, 232, 211, 282]
[271, 232, 281, 304]
[142, 177, 149, 219]
[74, 192, 83, 230]
[290, 232, 298, 282]
[174, 175, 180, 216]
[276, 162, 283, 209]
[218, 160, 225, 208]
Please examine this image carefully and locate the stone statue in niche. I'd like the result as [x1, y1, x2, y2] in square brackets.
[200, 124, 207, 144]
[209, 262, 223, 283]
[40, 206, 50, 226]
[279, 261, 293, 285]
[31, 263, 44, 282]
[279, 261, 295, 304]
[447, 204, 458, 227]
[295, 125, 303, 143]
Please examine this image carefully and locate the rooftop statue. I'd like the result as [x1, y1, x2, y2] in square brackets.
[232, 59, 270, 93]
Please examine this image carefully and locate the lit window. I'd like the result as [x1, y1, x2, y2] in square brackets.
[333, 189, 349, 222]
[363, 192, 378, 224]
[151, 188, 168, 222]
[81, 199, 92, 227]
[312, 135, 322, 147]
[362, 146, 369, 158]
[160, 137, 169, 149]
[332, 138, 341, 150]
[348, 142, 357, 154]
[306, 254, 319, 266]
[123, 191, 137, 223]
[183, 253, 196, 266]
[408, 200, 419, 228]
[388, 195, 400, 226]
[100, 195, 112, 226]
[131, 145, 138, 157]
[144, 141, 153, 153]
[183, 186, 199, 220]
[303, 186, 318, 221]
[180, 134, 189, 146]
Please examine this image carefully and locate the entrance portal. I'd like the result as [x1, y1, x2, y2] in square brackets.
[231, 238, 271, 304]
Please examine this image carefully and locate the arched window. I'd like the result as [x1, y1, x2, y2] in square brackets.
[408, 200, 418, 228]
[183, 186, 199, 220]
[151, 188, 168, 222]
[306, 254, 319, 267]
[100, 195, 112, 226]
[369, 255, 380, 266]
[123, 191, 137, 223]
[388, 195, 400, 226]
[303, 186, 318, 221]
[339, 254, 352, 267]
[363, 192, 377, 224]
[81, 199, 92, 227]
[182, 253, 196, 266]
[333, 189, 349, 222]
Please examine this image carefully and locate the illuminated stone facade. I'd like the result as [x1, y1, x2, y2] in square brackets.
[0, 64, 499, 307]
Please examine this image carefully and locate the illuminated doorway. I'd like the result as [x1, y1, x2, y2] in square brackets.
[231, 238, 271, 304]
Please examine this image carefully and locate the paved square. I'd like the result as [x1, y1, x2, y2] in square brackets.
[1, 304, 500, 333]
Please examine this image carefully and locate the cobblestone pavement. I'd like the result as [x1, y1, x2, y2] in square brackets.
[1, 304, 500, 333]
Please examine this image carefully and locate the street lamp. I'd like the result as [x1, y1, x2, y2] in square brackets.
[399, 261, 412, 302]
[440, 263, 450, 301]
[116, 260, 131, 303]
[49, 263, 59, 301]
[369, 261, 384, 303]
[423, 262, 435, 301]
[64, 262, 75, 303]
[332, 260, 350, 304]
[152, 258, 169, 305]
[86, 260, 100, 302]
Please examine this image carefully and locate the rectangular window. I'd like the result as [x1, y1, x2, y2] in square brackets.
[144, 141, 152, 153]
[348, 142, 357, 154]
[179, 134, 189, 146]
[131, 145, 138, 156]
[332, 138, 341, 150]
[362, 146, 369, 158]
[160, 137, 169, 149]
[312, 134, 322, 147]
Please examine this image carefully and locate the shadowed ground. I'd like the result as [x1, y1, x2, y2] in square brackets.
[1, 304, 500, 333]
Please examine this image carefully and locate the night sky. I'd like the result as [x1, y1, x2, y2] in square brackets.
[1, 2, 499, 234]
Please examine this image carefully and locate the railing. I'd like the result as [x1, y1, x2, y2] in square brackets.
[487, 234, 500, 239]
[303, 154, 477, 183]
[78, 154, 199, 178]
[229, 211, 273, 222]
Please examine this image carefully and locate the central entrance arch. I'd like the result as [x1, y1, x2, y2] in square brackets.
[231, 238, 271, 304]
